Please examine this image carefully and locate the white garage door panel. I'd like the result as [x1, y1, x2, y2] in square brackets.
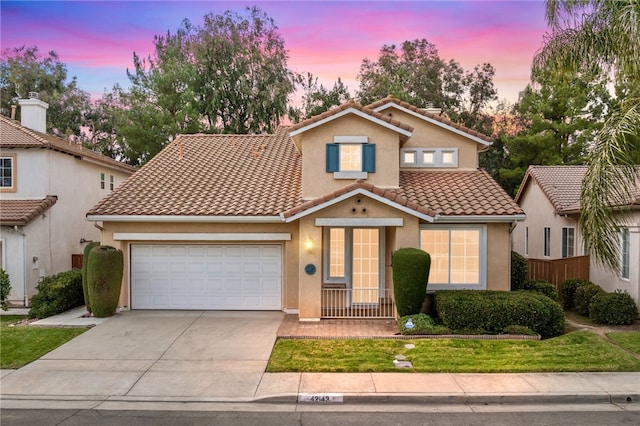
[131, 244, 282, 310]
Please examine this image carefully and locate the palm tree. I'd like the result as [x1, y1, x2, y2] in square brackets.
[534, 0, 640, 272]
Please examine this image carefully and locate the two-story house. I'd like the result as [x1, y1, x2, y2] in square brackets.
[87, 97, 524, 320]
[0, 96, 135, 306]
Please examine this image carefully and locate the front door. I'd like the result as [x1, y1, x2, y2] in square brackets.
[325, 227, 384, 307]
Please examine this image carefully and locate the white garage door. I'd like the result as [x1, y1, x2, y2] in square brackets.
[131, 244, 282, 310]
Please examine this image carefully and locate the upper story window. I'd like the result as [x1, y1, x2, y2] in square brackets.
[100, 173, 105, 189]
[0, 155, 16, 192]
[401, 148, 458, 168]
[109, 175, 114, 191]
[326, 136, 375, 179]
[562, 227, 575, 258]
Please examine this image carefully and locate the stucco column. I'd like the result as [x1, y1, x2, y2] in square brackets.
[297, 216, 323, 320]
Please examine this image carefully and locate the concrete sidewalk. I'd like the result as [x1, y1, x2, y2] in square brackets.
[1, 309, 639, 411]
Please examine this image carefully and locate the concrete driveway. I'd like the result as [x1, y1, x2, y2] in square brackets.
[1, 310, 284, 400]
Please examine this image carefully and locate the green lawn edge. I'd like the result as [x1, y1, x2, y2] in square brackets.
[267, 330, 640, 373]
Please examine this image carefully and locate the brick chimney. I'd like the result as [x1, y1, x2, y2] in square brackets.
[18, 92, 49, 133]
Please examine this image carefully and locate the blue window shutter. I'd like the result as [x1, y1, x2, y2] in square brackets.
[326, 143, 339, 172]
[363, 144, 376, 172]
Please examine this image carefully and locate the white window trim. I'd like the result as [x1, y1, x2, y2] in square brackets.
[621, 228, 630, 280]
[419, 224, 487, 291]
[401, 147, 458, 168]
[0, 155, 16, 192]
[562, 227, 575, 258]
[334, 136, 368, 179]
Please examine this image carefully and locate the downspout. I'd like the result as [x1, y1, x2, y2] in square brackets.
[13, 226, 29, 307]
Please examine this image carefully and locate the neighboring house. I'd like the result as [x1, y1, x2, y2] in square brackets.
[513, 165, 640, 308]
[0, 96, 135, 306]
[87, 96, 524, 320]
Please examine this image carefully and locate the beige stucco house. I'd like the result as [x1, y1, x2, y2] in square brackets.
[87, 97, 524, 320]
[0, 97, 135, 306]
[513, 165, 640, 308]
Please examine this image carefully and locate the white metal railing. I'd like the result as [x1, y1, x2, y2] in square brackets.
[321, 286, 396, 318]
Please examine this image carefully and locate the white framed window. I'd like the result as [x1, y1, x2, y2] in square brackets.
[100, 172, 105, 189]
[400, 148, 458, 168]
[0, 155, 16, 192]
[562, 227, 575, 258]
[525, 226, 529, 256]
[621, 228, 630, 280]
[419, 225, 486, 290]
[326, 136, 375, 179]
[544, 227, 551, 257]
[328, 227, 346, 280]
[339, 144, 362, 171]
[109, 175, 115, 191]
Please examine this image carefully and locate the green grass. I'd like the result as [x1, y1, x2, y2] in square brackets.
[267, 331, 640, 373]
[607, 332, 640, 354]
[0, 315, 87, 369]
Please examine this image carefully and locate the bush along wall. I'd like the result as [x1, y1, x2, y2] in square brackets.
[574, 283, 606, 317]
[510, 251, 527, 291]
[434, 290, 565, 338]
[29, 269, 84, 319]
[520, 279, 559, 301]
[559, 278, 593, 310]
[81, 241, 100, 313]
[87, 245, 124, 318]
[589, 290, 638, 325]
[392, 248, 431, 316]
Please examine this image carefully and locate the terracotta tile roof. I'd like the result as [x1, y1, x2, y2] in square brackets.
[365, 95, 494, 144]
[397, 170, 523, 216]
[0, 196, 58, 225]
[281, 181, 439, 219]
[282, 170, 523, 219]
[288, 99, 414, 136]
[88, 127, 302, 217]
[0, 115, 135, 174]
[519, 165, 640, 213]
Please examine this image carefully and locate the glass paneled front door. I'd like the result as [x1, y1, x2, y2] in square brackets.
[352, 228, 379, 304]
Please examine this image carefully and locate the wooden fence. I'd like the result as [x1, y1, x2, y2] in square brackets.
[527, 255, 590, 288]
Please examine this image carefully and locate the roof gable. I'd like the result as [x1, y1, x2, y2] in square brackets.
[0, 115, 135, 174]
[0, 196, 57, 226]
[515, 166, 588, 213]
[366, 96, 493, 147]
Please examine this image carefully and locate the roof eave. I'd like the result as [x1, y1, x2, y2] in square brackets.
[86, 215, 285, 223]
[434, 214, 526, 223]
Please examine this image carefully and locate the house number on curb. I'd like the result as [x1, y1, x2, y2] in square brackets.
[298, 393, 344, 403]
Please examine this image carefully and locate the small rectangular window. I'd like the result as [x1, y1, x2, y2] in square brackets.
[422, 151, 436, 165]
[402, 151, 417, 165]
[562, 227, 575, 258]
[442, 150, 456, 165]
[621, 228, 630, 279]
[525, 227, 529, 256]
[0, 156, 15, 190]
[109, 175, 114, 191]
[100, 173, 105, 189]
[329, 228, 346, 279]
[544, 227, 551, 257]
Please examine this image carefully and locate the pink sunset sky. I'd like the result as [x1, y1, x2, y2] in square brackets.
[1, 1, 550, 106]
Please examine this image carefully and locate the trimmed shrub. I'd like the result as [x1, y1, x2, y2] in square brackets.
[560, 278, 592, 310]
[574, 283, 606, 316]
[434, 290, 565, 338]
[521, 279, 559, 301]
[392, 248, 431, 316]
[87, 245, 124, 318]
[397, 313, 450, 335]
[589, 291, 638, 325]
[502, 324, 537, 336]
[81, 241, 100, 313]
[28, 269, 84, 319]
[0, 268, 11, 311]
[510, 251, 527, 291]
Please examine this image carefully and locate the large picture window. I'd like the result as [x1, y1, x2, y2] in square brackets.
[420, 226, 485, 290]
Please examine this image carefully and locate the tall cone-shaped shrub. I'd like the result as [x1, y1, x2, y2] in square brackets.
[392, 248, 431, 316]
[87, 245, 123, 318]
[81, 242, 100, 313]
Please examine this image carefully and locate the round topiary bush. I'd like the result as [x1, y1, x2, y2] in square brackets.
[392, 248, 431, 317]
[574, 283, 606, 317]
[559, 278, 592, 310]
[589, 291, 638, 325]
[510, 251, 527, 291]
[521, 279, 559, 301]
[87, 245, 123, 318]
[81, 241, 100, 313]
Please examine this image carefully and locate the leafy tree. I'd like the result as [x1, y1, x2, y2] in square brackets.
[356, 39, 497, 134]
[289, 72, 351, 122]
[81, 85, 128, 160]
[0, 46, 90, 138]
[534, 0, 640, 271]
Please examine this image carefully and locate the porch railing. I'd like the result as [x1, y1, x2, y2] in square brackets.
[321, 285, 396, 318]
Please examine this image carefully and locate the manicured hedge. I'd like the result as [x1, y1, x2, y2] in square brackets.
[589, 291, 638, 325]
[434, 290, 565, 338]
[392, 248, 431, 316]
[510, 251, 527, 291]
[520, 279, 559, 301]
[574, 283, 605, 316]
[559, 278, 592, 310]
[29, 269, 84, 319]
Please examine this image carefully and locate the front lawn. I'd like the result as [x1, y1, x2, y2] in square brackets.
[0, 315, 87, 369]
[607, 332, 640, 354]
[267, 330, 640, 373]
